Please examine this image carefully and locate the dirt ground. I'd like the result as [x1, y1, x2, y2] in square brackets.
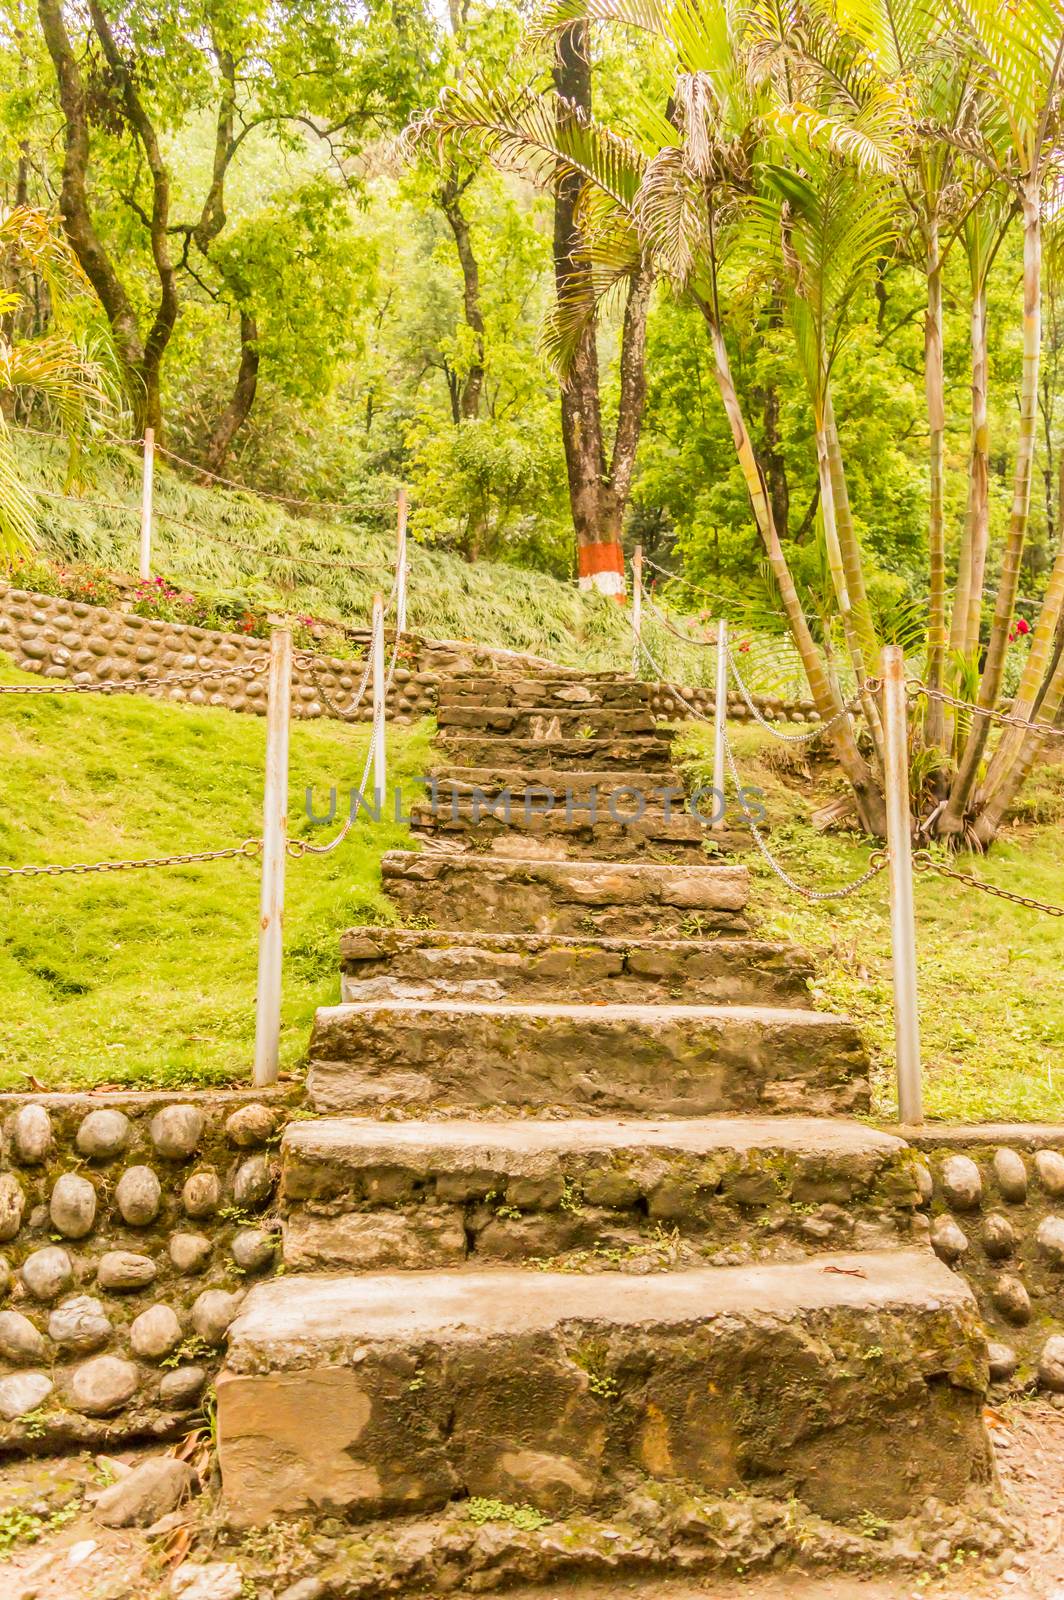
[1, 1401, 1062, 1600]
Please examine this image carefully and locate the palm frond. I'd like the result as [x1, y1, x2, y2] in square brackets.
[409, 78, 646, 210]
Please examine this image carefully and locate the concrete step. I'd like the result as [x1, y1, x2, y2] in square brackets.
[280, 1115, 924, 1273]
[338, 927, 814, 1007]
[437, 677, 655, 709]
[216, 1251, 989, 1529]
[305, 999, 870, 1116]
[437, 704, 659, 737]
[380, 851, 750, 936]
[434, 734, 676, 771]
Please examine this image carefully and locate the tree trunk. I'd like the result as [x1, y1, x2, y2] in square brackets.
[924, 219, 947, 748]
[439, 171, 485, 420]
[705, 314, 886, 834]
[950, 280, 990, 669]
[552, 23, 650, 601]
[204, 312, 259, 474]
[37, 0, 146, 418]
[942, 179, 1043, 838]
[972, 638, 1064, 845]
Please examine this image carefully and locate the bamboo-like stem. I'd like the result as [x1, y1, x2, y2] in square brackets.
[973, 633, 1064, 844]
[824, 388, 885, 759]
[979, 508, 1064, 805]
[943, 179, 1042, 836]
[924, 219, 947, 749]
[706, 317, 886, 833]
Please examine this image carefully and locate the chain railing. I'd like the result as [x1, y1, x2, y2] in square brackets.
[1, 505, 411, 1088]
[906, 679, 1064, 742]
[632, 542, 1064, 1123]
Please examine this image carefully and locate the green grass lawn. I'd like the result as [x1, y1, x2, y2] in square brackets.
[0, 654, 433, 1090]
[679, 723, 1064, 1125]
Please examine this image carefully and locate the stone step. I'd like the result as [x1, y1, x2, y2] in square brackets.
[280, 1115, 924, 1273]
[436, 705, 659, 737]
[426, 764, 683, 797]
[437, 677, 655, 709]
[216, 1251, 989, 1529]
[409, 797, 726, 861]
[338, 927, 813, 1007]
[434, 734, 676, 771]
[305, 999, 870, 1116]
[380, 851, 750, 936]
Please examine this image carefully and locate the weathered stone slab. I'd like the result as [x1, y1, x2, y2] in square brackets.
[216, 1252, 990, 1528]
[409, 797, 723, 860]
[436, 676, 655, 709]
[306, 1000, 869, 1117]
[338, 927, 813, 1007]
[281, 1116, 922, 1271]
[437, 704, 659, 736]
[379, 852, 750, 936]
[434, 734, 676, 771]
[427, 764, 683, 798]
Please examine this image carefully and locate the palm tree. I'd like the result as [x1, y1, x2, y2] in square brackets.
[937, 0, 1064, 838]
[0, 204, 118, 565]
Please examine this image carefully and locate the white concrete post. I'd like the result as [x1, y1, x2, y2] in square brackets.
[630, 545, 643, 675]
[371, 592, 386, 810]
[882, 643, 923, 1125]
[396, 488, 408, 639]
[253, 627, 292, 1088]
[712, 618, 728, 829]
[139, 426, 155, 581]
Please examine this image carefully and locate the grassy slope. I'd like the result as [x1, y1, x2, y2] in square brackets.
[0, 654, 432, 1090]
[17, 428, 737, 688]
[679, 724, 1064, 1124]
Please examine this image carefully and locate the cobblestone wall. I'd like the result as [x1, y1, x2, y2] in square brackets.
[912, 1125, 1064, 1394]
[0, 585, 438, 723]
[0, 584, 818, 727]
[0, 1090, 290, 1450]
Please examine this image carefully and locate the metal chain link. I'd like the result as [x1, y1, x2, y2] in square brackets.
[641, 589, 718, 650]
[722, 730, 888, 901]
[912, 849, 1064, 917]
[0, 838, 262, 879]
[302, 650, 374, 721]
[906, 680, 1064, 741]
[726, 640, 855, 744]
[288, 601, 403, 859]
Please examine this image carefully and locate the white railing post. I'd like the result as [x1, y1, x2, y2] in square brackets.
[396, 488, 408, 639]
[712, 617, 728, 829]
[139, 426, 155, 581]
[253, 627, 292, 1088]
[372, 591, 386, 809]
[630, 545, 643, 675]
[882, 643, 923, 1125]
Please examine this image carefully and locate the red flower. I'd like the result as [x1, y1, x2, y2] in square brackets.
[1016, 617, 1031, 635]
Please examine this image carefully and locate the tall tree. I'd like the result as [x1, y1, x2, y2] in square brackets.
[553, 22, 652, 598]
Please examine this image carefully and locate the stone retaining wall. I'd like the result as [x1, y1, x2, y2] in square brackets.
[0, 1095, 1062, 1451]
[907, 1125, 1064, 1394]
[0, 1090, 290, 1452]
[0, 584, 818, 727]
[0, 585, 437, 723]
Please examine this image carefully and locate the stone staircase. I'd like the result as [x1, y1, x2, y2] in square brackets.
[215, 665, 995, 1581]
